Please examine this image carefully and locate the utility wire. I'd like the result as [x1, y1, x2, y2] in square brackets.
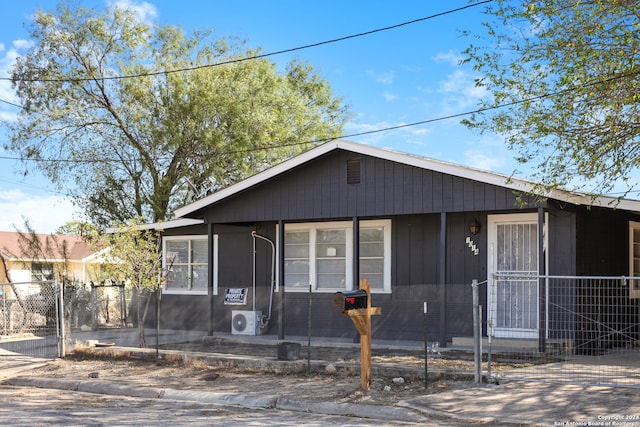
[0, 174, 71, 197]
[3, 77, 640, 197]
[0, 98, 22, 108]
[0, 1, 492, 83]
[1, 67, 637, 164]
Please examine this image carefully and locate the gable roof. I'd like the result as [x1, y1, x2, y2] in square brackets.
[174, 139, 640, 218]
[0, 231, 95, 262]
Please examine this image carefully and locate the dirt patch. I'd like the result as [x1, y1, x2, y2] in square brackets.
[29, 355, 465, 406]
[17, 341, 523, 406]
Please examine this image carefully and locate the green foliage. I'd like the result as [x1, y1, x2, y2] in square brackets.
[6, 1, 350, 229]
[56, 221, 99, 238]
[463, 0, 640, 197]
[102, 218, 162, 347]
[103, 219, 162, 294]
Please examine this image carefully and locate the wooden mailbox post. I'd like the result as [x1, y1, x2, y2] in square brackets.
[333, 278, 382, 390]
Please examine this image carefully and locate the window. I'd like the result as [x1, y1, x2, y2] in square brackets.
[31, 262, 54, 282]
[316, 228, 347, 289]
[360, 226, 386, 290]
[163, 236, 210, 295]
[282, 220, 391, 293]
[283, 230, 310, 289]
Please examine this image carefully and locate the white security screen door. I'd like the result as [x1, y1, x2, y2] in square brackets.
[488, 213, 541, 339]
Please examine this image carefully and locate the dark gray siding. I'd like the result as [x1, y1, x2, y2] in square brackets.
[576, 206, 628, 276]
[154, 149, 638, 344]
[573, 207, 640, 352]
[201, 150, 532, 224]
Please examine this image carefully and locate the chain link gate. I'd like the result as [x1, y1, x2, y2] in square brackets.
[0, 281, 63, 358]
[474, 275, 640, 388]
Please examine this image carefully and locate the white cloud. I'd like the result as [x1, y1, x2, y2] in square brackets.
[367, 70, 395, 85]
[411, 128, 430, 136]
[382, 92, 397, 102]
[0, 189, 80, 233]
[433, 50, 464, 66]
[460, 133, 516, 174]
[12, 39, 33, 50]
[439, 69, 485, 98]
[434, 69, 488, 117]
[0, 38, 33, 120]
[344, 117, 435, 152]
[463, 148, 507, 172]
[400, 64, 423, 73]
[0, 111, 17, 121]
[108, 0, 158, 23]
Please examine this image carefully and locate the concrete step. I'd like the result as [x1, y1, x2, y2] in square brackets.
[452, 336, 540, 351]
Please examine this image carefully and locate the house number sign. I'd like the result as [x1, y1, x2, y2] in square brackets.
[466, 236, 479, 256]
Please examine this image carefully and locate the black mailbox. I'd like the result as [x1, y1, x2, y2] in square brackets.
[333, 289, 368, 311]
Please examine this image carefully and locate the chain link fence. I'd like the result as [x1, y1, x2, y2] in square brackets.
[1, 280, 135, 357]
[471, 275, 640, 388]
[64, 281, 130, 331]
[0, 281, 60, 357]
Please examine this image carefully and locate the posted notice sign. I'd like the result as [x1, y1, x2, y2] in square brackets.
[224, 288, 247, 305]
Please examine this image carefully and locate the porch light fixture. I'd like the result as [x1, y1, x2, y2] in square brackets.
[469, 219, 481, 235]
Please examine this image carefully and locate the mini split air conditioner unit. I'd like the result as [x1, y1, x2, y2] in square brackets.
[231, 310, 262, 336]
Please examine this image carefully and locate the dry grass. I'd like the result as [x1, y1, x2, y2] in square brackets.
[181, 356, 211, 370]
[71, 343, 211, 370]
[72, 344, 133, 360]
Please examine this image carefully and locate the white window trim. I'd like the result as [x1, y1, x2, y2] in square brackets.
[162, 235, 216, 296]
[277, 219, 391, 294]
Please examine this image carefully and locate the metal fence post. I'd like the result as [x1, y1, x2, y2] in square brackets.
[307, 283, 312, 375]
[120, 282, 127, 327]
[91, 282, 98, 331]
[2, 283, 6, 336]
[423, 301, 428, 389]
[58, 281, 66, 358]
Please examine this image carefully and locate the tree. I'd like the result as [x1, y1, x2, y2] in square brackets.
[102, 219, 162, 347]
[56, 221, 99, 239]
[462, 1, 640, 198]
[6, 1, 350, 229]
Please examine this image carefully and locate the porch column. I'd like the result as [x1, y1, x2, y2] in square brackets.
[278, 219, 285, 340]
[439, 212, 447, 347]
[353, 217, 360, 287]
[538, 207, 546, 352]
[208, 223, 215, 336]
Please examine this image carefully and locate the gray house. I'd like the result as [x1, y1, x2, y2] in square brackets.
[149, 140, 640, 350]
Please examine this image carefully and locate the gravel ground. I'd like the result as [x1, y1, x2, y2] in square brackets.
[16, 340, 513, 406]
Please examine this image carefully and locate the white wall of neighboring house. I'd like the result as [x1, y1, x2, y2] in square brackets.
[5, 260, 101, 286]
[8, 269, 30, 284]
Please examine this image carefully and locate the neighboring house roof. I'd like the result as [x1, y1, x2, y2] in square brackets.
[174, 139, 640, 218]
[0, 231, 95, 262]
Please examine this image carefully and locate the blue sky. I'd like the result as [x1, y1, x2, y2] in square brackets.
[0, 0, 511, 232]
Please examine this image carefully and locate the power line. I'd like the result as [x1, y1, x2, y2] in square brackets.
[0, 1, 493, 83]
[338, 69, 640, 138]
[1, 67, 638, 164]
[0, 174, 71, 197]
[0, 98, 22, 109]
